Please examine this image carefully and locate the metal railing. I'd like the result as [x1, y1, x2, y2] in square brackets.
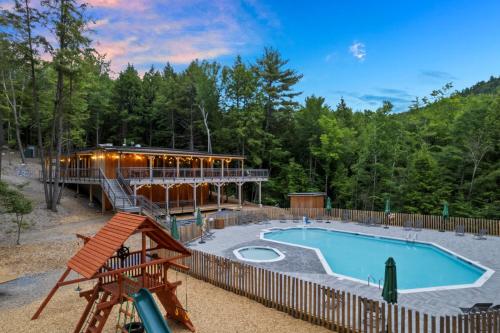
[97, 168, 135, 210]
[119, 167, 269, 181]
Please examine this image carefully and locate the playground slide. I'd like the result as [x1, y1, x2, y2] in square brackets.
[132, 288, 172, 333]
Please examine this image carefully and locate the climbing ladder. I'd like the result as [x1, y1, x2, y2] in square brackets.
[83, 291, 114, 333]
[116, 299, 140, 333]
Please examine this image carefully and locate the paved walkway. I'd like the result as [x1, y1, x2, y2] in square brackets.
[189, 219, 500, 316]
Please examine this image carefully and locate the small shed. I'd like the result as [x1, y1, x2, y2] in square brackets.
[288, 192, 326, 209]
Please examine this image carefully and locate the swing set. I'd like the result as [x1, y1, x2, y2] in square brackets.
[31, 212, 196, 333]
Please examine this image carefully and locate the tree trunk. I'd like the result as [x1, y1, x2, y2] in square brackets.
[1, 70, 26, 163]
[170, 108, 175, 149]
[16, 215, 22, 245]
[24, 0, 50, 207]
[189, 105, 194, 150]
[0, 112, 4, 179]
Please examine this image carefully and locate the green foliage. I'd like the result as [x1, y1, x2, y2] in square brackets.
[0, 1, 498, 218]
[0, 181, 33, 244]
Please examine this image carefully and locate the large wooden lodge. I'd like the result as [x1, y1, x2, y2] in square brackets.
[52, 145, 268, 217]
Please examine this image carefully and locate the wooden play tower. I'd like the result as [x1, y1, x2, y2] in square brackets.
[32, 212, 195, 333]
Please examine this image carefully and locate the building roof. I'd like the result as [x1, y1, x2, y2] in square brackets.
[288, 192, 327, 197]
[75, 145, 245, 160]
[67, 212, 190, 278]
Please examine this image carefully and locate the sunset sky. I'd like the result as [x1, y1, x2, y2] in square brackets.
[3, 0, 500, 111]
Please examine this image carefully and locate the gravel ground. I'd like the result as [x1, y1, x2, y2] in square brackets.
[0, 272, 331, 333]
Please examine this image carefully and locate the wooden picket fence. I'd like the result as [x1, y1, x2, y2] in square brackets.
[159, 249, 500, 333]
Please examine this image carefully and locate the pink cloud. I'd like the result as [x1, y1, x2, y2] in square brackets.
[89, 0, 272, 73]
[87, 0, 149, 11]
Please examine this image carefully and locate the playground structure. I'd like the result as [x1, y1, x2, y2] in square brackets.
[31, 212, 195, 333]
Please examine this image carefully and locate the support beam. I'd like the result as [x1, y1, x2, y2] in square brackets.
[133, 185, 137, 206]
[193, 183, 197, 213]
[258, 181, 262, 207]
[217, 183, 221, 211]
[237, 183, 242, 209]
[101, 188, 105, 213]
[31, 268, 71, 319]
[165, 185, 169, 215]
[200, 158, 204, 178]
[149, 156, 154, 181]
[176, 157, 180, 178]
[89, 184, 93, 206]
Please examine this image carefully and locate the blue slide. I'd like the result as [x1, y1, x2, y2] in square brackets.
[132, 288, 172, 333]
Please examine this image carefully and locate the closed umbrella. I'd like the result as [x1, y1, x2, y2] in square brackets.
[384, 198, 391, 229]
[440, 202, 449, 232]
[196, 208, 205, 244]
[384, 198, 391, 215]
[326, 197, 332, 213]
[381, 257, 398, 304]
[170, 216, 179, 241]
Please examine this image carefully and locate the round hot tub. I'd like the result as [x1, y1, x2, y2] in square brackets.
[233, 246, 285, 263]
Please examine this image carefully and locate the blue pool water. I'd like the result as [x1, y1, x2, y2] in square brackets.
[263, 228, 486, 290]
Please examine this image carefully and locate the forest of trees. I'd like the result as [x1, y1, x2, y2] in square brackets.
[0, 1, 499, 218]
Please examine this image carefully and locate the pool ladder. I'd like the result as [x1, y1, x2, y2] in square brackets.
[406, 233, 418, 242]
[367, 275, 382, 289]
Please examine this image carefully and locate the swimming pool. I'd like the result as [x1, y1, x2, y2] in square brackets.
[262, 227, 493, 292]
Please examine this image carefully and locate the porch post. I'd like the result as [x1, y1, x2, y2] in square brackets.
[165, 185, 169, 215]
[193, 183, 197, 213]
[101, 189, 105, 213]
[258, 181, 262, 207]
[200, 158, 204, 178]
[176, 157, 180, 177]
[149, 156, 154, 181]
[237, 183, 242, 209]
[133, 185, 137, 206]
[76, 154, 80, 178]
[89, 184, 93, 204]
[217, 183, 221, 211]
[221, 159, 224, 178]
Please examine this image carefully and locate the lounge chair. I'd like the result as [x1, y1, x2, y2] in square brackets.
[341, 211, 350, 223]
[459, 303, 493, 314]
[455, 225, 465, 236]
[372, 217, 382, 227]
[404, 220, 413, 231]
[474, 228, 488, 240]
[414, 220, 423, 231]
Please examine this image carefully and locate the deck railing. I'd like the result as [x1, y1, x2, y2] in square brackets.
[39, 167, 100, 181]
[119, 167, 269, 181]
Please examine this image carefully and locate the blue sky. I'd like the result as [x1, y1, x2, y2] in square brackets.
[9, 0, 497, 112]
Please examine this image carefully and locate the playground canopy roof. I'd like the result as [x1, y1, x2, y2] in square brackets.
[68, 212, 190, 278]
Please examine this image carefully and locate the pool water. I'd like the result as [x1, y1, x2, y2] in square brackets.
[263, 228, 488, 291]
[239, 247, 280, 260]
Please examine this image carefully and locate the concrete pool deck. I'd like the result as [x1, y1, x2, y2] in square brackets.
[188, 219, 500, 316]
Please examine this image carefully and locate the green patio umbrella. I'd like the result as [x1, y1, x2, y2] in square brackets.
[195, 208, 203, 227]
[440, 201, 449, 232]
[196, 208, 205, 244]
[384, 198, 391, 228]
[170, 216, 179, 240]
[381, 257, 398, 304]
[326, 197, 332, 213]
[384, 198, 391, 215]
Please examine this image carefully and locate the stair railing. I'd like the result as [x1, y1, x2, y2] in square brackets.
[98, 168, 134, 210]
